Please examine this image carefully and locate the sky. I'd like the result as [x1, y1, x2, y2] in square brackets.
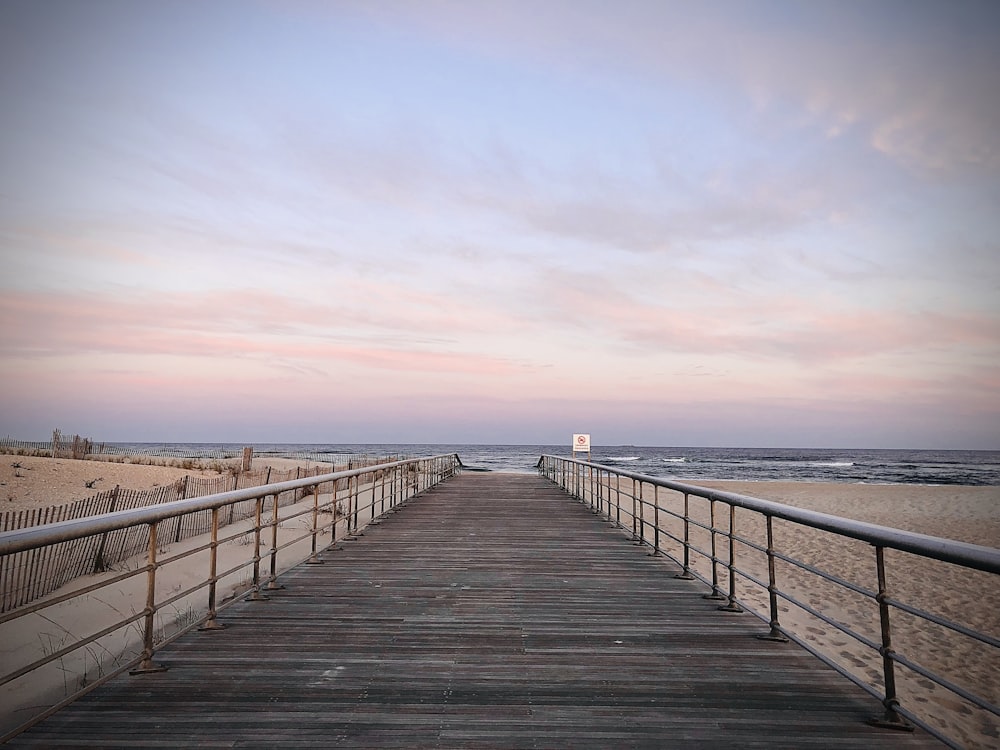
[1, 1, 999, 449]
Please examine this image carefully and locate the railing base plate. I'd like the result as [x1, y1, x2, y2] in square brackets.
[756, 632, 789, 643]
[130, 662, 168, 675]
[867, 717, 915, 732]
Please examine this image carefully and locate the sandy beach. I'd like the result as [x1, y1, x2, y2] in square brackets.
[0, 454, 337, 512]
[694, 480, 1000, 548]
[1, 459, 998, 747]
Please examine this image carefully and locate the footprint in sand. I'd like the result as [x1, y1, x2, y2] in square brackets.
[838, 650, 868, 668]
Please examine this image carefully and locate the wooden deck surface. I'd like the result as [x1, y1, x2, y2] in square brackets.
[9, 473, 941, 748]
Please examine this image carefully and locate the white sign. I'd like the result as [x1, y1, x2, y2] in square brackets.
[572, 433, 591, 452]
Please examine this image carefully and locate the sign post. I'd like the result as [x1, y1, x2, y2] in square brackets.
[572, 434, 592, 500]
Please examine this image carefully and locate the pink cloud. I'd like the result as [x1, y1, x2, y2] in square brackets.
[0, 289, 528, 376]
[530, 269, 999, 365]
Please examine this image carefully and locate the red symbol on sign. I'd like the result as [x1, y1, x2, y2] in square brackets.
[577, 435, 586, 444]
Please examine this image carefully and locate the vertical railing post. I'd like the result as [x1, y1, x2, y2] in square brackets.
[248, 496, 269, 601]
[757, 515, 788, 642]
[651, 485, 660, 556]
[385, 469, 392, 512]
[348, 475, 357, 535]
[614, 473, 622, 526]
[306, 485, 324, 565]
[199, 507, 227, 630]
[588, 463, 594, 509]
[631, 479, 640, 542]
[703, 499, 726, 600]
[130, 522, 168, 674]
[364, 470, 371, 523]
[869, 546, 914, 731]
[718, 504, 743, 612]
[332, 477, 342, 544]
[266, 494, 285, 590]
[675, 492, 695, 580]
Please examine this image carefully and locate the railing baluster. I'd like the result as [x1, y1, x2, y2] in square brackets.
[631, 478, 639, 541]
[306, 485, 324, 565]
[348, 474, 358, 535]
[651, 485, 660, 557]
[587, 468, 596, 510]
[615, 475, 622, 526]
[380, 468, 387, 515]
[718, 504, 743, 612]
[199, 507, 227, 629]
[248, 496, 268, 601]
[673, 491, 695, 580]
[703, 499, 726, 600]
[130, 522, 167, 674]
[869, 545, 914, 731]
[266, 494, 284, 590]
[757, 515, 788, 642]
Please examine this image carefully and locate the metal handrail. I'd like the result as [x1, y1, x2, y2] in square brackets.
[0, 456, 445, 556]
[0, 453, 460, 741]
[538, 454, 1000, 749]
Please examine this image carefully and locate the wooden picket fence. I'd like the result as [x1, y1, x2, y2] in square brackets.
[0, 464, 357, 613]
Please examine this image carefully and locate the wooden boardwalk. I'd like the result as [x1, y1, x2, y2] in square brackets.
[10, 473, 941, 748]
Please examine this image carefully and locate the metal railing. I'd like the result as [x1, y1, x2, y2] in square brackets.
[539, 454, 1000, 749]
[0, 453, 460, 741]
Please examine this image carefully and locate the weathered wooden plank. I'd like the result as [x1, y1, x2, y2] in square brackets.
[9, 473, 941, 748]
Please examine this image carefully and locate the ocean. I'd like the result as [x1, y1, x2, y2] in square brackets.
[104, 443, 1000, 486]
